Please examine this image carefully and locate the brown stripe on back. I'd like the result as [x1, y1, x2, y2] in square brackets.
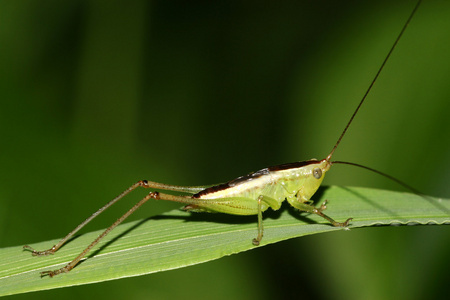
[193, 168, 270, 198]
[267, 159, 319, 171]
[193, 159, 320, 199]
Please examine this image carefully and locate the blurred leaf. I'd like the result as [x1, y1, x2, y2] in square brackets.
[1, 186, 448, 296]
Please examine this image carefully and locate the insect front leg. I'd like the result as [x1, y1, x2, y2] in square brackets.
[287, 195, 352, 227]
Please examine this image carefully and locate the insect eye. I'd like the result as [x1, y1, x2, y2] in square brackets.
[313, 168, 322, 179]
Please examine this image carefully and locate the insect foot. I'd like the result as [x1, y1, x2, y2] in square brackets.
[23, 245, 56, 256]
[252, 238, 261, 246]
[40, 265, 72, 278]
[335, 218, 353, 227]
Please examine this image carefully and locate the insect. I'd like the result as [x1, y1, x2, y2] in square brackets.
[23, 0, 423, 277]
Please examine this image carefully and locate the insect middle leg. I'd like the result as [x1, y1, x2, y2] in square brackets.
[253, 195, 267, 246]
[183, 194, 280, 246]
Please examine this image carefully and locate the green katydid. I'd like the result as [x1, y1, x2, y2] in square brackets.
[23, 0, 423, 277]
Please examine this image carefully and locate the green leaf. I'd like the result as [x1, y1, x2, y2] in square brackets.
[1, 186, 449, 296]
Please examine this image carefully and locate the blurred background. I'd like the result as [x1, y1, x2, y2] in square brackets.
[1, 0, 449, 299]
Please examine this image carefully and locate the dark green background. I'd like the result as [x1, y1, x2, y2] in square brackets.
[1, 1, 449, 299]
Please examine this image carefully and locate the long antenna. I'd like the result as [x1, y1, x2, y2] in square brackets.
[326, 0, 422, 162]
[332, 160, 450, 214]
[331, 161, 422, 194]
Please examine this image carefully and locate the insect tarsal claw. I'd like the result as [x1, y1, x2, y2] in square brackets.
[319, 200, 329, 212]
[252, 238, 260, 246]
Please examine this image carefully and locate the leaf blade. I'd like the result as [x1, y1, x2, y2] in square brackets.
[1, 186, 449, 296]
